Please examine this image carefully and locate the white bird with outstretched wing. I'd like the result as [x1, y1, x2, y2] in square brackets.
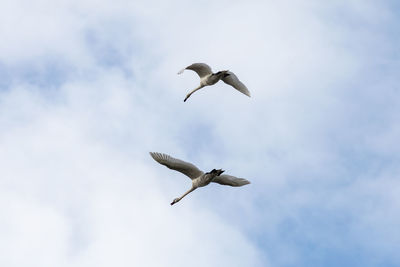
[150, 152, 250, 205]
[178, 63, 251, 102]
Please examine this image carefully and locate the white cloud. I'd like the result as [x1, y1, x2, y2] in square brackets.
[0, 82, 266, 266]
[1, 0, 399, 266]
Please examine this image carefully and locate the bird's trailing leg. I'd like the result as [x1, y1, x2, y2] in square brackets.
[184, 85, 204, 102]
[209, 169, 225, 176]
[171, 187, 196, 205]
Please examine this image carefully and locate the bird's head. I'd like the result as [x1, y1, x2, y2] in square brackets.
[170, 198, 180, 206]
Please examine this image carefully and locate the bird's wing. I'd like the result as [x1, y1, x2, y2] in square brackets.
[221, 71, 251, 97]
[150, 152, 204, 179]
[212, 174, 250, 187]
[177, 63, 213, 78]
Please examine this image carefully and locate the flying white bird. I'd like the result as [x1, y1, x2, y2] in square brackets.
[178, 63, 251, 102]
[150, 152, 250, 205]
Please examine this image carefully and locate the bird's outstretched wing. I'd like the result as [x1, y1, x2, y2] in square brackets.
[212, 174, 250, 187]
[222, 71, 251, 97]
[178, 63, 213, 78]
[150, 152, 204, 179]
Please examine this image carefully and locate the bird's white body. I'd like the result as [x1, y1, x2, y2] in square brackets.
[150, 152, 250, 205]
[200, 73, 222, 86]
[178, 63, 251, 102]
[192, 172, 218, 188]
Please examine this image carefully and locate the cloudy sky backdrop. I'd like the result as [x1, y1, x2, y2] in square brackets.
[1, 0, 399, 266]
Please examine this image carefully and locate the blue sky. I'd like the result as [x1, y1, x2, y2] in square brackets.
[1, 0, 399, 266]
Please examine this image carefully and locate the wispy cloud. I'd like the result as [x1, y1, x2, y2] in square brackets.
[1, 0, 399, 266]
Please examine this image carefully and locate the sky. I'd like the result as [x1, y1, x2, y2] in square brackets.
[0, 0, 399, 266]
